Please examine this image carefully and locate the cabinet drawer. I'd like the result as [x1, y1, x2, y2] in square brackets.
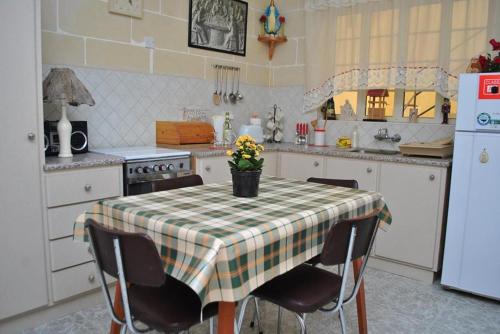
[50, 236, 93, 271]
[46, 167, 121, 207]
[325, 158, 378, 191]
[51, 262, 114, 302]
[48, 202, 99, 240]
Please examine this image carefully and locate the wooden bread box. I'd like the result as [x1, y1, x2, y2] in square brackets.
[156, 121, 214, 145]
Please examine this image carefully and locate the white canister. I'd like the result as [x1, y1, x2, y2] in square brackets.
[250, 117, 261, 126]
[314, 128, 326, 146]
[212, 115, 225, 144]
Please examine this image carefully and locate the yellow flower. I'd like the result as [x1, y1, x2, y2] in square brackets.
[245, 142, 251, 146]
[242, 154, 251, 159]
[226, 150, 233, 156]
[255, 151, 260, 157]
[238, 145, 244, 150]
[257, 144, 264, 151]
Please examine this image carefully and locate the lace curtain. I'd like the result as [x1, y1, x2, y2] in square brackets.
[303, 0, 500, 111]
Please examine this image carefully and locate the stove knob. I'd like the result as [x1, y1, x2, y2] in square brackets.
[167, 164, 175, 171]
[143, 166, 152, 173]
[159, 164, 167, 171]
[135, 167, 144, 174]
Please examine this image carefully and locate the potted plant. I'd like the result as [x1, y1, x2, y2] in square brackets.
[227, 135, 265, 197]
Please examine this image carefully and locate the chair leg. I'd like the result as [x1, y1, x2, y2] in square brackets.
[119, 324, 127, 334]
[210, 317, 215, 334]
[254, 297, 264, 334]
[338, 306, 347, 334]
[294, 313, 307, 334]
[277, 306, 283, 334]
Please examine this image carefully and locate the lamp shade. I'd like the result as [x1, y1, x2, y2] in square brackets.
[43, 68, 95, 106]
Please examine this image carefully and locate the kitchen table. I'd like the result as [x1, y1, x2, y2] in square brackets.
[74, 176, 391, 334]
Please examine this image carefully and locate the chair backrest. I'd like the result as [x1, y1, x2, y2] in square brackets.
[153, 174, 204, 192]
[307, 177, 359, 189]
[320, 213, 379, 266]
[86, 219, 165, 287]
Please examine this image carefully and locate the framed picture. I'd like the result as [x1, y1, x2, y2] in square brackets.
[188, 0, 248, 57]
[108, 0, 143, 19]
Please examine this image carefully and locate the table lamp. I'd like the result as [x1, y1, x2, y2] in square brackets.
[42, 68, 95, 158]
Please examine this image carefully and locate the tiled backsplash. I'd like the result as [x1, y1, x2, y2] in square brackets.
[43, 65, 455, 149]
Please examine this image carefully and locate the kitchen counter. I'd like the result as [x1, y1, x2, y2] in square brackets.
[44, 152, 124, 171]
[182, 143, 452, 168]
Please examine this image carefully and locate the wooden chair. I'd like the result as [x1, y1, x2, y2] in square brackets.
[153, 174, 204, 192]
[86, 219, 217, 334]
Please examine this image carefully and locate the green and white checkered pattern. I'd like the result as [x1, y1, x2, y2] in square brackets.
[74, 176, 391, 306]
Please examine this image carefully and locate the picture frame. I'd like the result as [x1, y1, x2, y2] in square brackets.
[188, 0, 248, 57]
[108, 0, 143, 19]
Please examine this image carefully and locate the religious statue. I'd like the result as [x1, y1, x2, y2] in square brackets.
[341, 99, 355, 120]
[441, 98, 451, 124]
[264, 0, 281, 35]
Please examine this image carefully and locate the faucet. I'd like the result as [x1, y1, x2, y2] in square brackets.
[374, 128, 401, 142]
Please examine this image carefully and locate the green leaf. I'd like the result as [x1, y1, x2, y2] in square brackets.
[228, 161, 237, 169]
[238, 159, 253, 171]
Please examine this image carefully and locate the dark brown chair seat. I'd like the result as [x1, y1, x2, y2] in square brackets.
[129, 275, 218, 332]
[252, 264, 342, 314]
[86, 219, 217, 333]
[153, 174, 204, 192]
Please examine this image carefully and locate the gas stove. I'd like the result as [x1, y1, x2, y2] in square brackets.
[92, 146, 192, 195]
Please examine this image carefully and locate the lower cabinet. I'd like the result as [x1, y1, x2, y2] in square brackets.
[45, 165, 122, 302]
[325, 157, 378, 191]
[374, 163, 447, 273]
[279, 153, 324, 180]
[196, 152, 278, 184]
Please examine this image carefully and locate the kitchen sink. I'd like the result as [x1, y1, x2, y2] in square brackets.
[349, 148, 400, 155]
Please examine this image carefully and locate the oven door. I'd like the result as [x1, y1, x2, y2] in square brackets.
[125, 180, 154, 196]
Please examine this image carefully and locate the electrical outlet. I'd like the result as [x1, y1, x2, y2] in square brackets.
[144, 36, 155, 49]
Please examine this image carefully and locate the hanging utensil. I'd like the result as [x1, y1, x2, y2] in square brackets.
[236, 68, 243, 101]
[218, 66, 223, 99]
[213, 65, 221, 106]
[223, 67, 229, 104]
[229, 68, 237, 104]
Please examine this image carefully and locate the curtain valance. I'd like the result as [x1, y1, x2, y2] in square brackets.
[303, 0, 499, 112]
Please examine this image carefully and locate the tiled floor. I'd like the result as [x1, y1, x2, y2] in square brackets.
[22, 268, 500, 334]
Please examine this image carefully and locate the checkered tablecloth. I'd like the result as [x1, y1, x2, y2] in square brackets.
[74, 176, 391, 307]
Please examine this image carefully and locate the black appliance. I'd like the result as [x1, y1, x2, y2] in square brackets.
[44, 121, 88, 156]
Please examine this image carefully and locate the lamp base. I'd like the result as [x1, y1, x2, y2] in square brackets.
[57, 105, 73, 158]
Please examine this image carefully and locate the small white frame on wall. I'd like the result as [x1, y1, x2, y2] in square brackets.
[108, 0, 143, 19]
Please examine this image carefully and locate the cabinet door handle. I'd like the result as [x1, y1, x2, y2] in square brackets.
[27, 132, 36, 141]
[313, 161, 319, 167]
[429, 174, 435, 181]
[88, 274, 95, 283]
[366, 167, 373, 173]
[205, 166, 211, 172]
[84, 184, 92, 191]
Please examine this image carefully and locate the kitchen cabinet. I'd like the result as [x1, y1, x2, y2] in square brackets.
[279, 153, 324, 180]
[325, 158, 378, 191]
[0, 0, 48, 320]
[196, 152, 278, 184]
[44, 166, 122, 302]
[373, 163, 448, 280]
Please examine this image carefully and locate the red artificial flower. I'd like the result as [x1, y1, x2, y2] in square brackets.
[494, 57, 500, 64]
[279, 16, 286, 23]
[260, 15, 266, 23]
[489, 39, 500, 51]
[478, 55, 488, 68]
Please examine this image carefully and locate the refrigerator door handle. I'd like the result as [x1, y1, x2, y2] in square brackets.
[479, 148, 489, 164]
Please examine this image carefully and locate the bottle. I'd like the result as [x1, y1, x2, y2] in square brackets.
[223, 112, 233, 146]
[352, 126, 359, 148]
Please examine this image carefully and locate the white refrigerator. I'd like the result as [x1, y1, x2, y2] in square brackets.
[441, 73, 500, 299]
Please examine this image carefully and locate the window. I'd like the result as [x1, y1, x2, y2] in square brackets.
[403, 91, 436, 118]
